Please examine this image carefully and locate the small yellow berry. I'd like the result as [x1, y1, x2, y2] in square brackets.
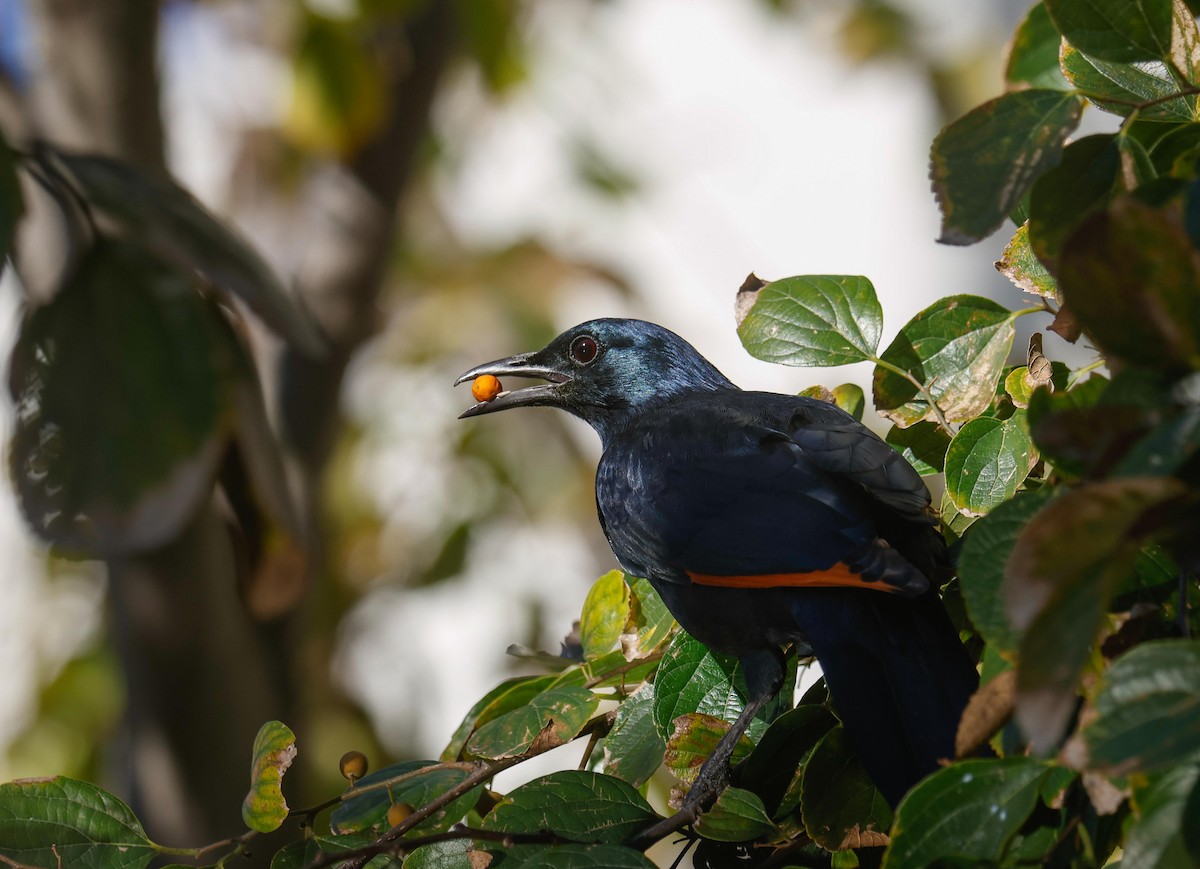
[472, 374, 503, 403]
[387, 802, 415, 827]
[339, 750, 368, 782]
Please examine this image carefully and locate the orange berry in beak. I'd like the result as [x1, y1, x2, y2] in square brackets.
[472, 374, 503, 402]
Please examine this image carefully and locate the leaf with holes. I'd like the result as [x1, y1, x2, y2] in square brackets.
[241, 720, 297, 832]
[931, 89, 1083, 244]
[873, 296, 1020, 427]
[737, 275, 883, 367]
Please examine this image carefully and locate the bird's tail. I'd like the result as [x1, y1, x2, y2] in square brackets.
[792, 588, 979, 806]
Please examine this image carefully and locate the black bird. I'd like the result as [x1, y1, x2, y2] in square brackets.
[456, 318, 978, 818]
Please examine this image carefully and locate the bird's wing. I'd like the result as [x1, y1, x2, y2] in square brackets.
[600, 401, 931, 596]
[780, 397, 936, 526]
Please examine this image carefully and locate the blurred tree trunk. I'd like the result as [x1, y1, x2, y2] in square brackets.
[18, 0, 461, 855]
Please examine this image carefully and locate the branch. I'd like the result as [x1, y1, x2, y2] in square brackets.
[324, 712, 620, 869]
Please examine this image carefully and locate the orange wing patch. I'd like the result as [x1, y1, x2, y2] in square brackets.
[687, 562, 901, 593]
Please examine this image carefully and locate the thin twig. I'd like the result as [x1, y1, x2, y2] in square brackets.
[870, 355, 955, 434]
[326, 712, 619, 869]
[584, 650, 664, 689]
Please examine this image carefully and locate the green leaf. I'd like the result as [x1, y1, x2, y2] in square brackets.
[1123, 763, 1200, 868]
[801, 726, 892, 851]
[270, 833, 394, 869]
[831, 383, 866, 421]
[885, 421, 950, 476]
[1151, 122, 1200, 177]
[8, 242, 235, 556]
[331, 760, 478, 835]
[740, 705, 838, 820]
[487, 844, 657, 869]
[736, 275, 883, 367]
[601, 683, 665, 788]
[623, 575, 676, 658]
[1059, 196, 1200, 369]
[931, 90, 1084, 244]
[1082, 639, 1200, 773]
[944, 413, 1036, 517]
[663, 713, 753, 786]
[242, 720, 297, 832]
[694, 787, 774, 843]
[1027, 134, 1121, 271]
[996, 222, 1059, 301]
[53, 151, 322, 354]
[579, 570, 630, 660]
[1045, 0, 1173, 62]
[0, 129, 23, 270]
[1005, 477, 1186, 752]
[466, 685, 599, 759]
[873, 295, 1019, 427]
[400, 839, 474, 869]
[1061, 45, 1197, 121]
[441, 675, 554, 762]
[1123, 132, 1165, 187]
[1006, 2, 1071, 90]
[481, 770, 657, 844]
[0, 777, 155, 868]
[652, 633, 773, 743]
[883, 758, 1052, 867]
[958, 488, 1058, 654]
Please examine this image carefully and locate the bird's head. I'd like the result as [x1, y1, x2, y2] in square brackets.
[455, 318, 734, 441]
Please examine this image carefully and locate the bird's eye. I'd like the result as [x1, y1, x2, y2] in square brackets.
[570, 335, 599, 365]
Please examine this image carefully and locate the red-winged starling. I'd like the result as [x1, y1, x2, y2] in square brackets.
[456, 318, 978, 821]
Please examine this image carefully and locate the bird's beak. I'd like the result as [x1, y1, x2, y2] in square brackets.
[454, 351, 571, 418]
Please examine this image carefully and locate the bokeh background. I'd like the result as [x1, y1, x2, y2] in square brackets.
[0, 0, 1048, 856]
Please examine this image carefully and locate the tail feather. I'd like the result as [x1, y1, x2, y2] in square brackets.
[792, 589, 979, 806]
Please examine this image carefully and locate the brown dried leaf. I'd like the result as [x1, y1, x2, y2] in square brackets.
[734, 272, 767, 327]
[838, 825, 890, 850]
[956, 670, 1017, 758]
[1048, 304, 1082, 343]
